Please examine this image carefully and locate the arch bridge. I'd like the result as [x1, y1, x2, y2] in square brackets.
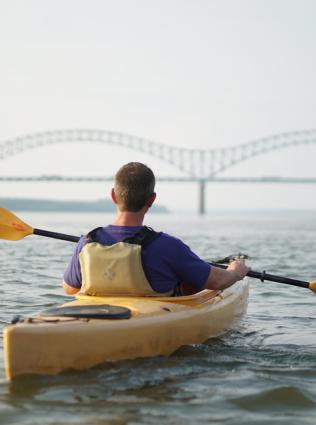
[1, 128, 316, 213]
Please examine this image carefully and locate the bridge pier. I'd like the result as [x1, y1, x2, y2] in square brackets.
[198, 180, 206, 215]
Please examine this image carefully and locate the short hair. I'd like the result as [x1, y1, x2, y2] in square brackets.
[114, 162, 155, 212]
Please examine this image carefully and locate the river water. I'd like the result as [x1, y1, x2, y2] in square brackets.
[0, 211, 315, 425]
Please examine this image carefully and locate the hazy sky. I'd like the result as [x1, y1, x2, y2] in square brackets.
[0, 0, 316, 211]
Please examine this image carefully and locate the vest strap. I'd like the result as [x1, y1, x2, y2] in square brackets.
[123, 226, 160, 247]
[86, 227, 103, 243]
[86, 226, 160, 248]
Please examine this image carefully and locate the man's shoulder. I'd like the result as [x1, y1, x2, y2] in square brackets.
[150, 231, 186, 248]
[156, 231, 181, 241]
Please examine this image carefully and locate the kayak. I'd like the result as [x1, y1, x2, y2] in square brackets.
[3, 279, 249, 381]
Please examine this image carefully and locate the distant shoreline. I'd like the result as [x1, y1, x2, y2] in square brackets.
[0, 197, 169, 213]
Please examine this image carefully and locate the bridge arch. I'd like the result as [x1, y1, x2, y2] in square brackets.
[212, 129, 316, 177]
[1, 128, 316, 179]
[0, 129, 191, 176]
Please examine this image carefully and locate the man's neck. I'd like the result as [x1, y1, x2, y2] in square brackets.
[112, 210, 145, 227]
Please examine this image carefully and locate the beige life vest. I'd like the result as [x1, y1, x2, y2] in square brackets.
[79, 238, 173, 297]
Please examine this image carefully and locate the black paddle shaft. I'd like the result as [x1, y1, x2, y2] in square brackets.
[33, 228, 80, 243]
[211, 262, 309, 289]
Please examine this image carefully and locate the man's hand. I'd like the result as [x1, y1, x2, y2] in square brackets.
[204, 259, 250, 291]
[227, 258, 250, 281]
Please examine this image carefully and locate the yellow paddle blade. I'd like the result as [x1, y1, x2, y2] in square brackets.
[309, 281, 316, 294]
[0, 208, 33, 241]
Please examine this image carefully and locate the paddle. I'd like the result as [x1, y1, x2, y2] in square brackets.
[0, 207, 79, 243]
[1, 207, 315, 294]
[211, 263, 316, 293]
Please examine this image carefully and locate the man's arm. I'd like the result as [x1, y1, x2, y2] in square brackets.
[203, 259, 250, 291]
[62, 237, 86, 295]
[63, 280, 80, 295]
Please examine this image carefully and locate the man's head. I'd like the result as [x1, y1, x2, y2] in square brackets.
[113, 162, 156, 212]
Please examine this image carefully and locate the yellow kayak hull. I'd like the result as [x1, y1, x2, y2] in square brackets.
[3, 280, 249, 381]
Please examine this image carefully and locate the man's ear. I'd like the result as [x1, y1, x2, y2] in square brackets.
[111, 188, 117, 204]
[147, 192, 156, 207]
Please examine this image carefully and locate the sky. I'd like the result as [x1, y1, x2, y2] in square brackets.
[0, 0, 316, 212]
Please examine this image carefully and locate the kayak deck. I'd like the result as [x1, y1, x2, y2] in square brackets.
[3, 280, 249, 381]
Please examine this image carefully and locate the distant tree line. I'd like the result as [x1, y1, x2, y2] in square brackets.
[0, 198, 168, 213]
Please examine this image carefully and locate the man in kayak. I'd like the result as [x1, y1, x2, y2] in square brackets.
[63, 162, 250, 296]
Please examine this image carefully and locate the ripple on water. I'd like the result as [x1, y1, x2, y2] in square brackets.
[231, 385, 316, 411]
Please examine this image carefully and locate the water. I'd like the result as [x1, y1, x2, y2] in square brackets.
[0, 210, 316, 424]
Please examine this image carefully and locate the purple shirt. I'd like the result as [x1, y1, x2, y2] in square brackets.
[63, 225, 211, 293]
